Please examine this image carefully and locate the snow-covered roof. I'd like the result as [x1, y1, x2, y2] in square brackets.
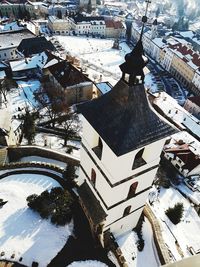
[0, 29, 34, 50]
[0, 21, 24, 32]
[153, 92, 200, 138]
[10, 52, 48, 72]
[165, 131, 200, 159]
[152, 37, 166, 48]
[179, 31, 195, 39]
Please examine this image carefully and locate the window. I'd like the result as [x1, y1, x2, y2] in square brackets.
[91, 168, 96, 186]
[132, 148, 146, 170]
[123, 205, 131, 217]
[127, 182, 138, 199]
[93, 137, 103, 160]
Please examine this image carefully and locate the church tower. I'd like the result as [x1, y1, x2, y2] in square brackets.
[77, 3, 177, 243]
[150, 19, 158, 39]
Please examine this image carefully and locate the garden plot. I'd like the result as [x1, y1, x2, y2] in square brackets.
[0, 173, 73, 267]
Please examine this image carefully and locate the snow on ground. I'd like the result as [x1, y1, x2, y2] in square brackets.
[56, 36, 131, 86]
[67, 260, 108, 267]
[20, 133, 80, 159]
[8, 80, 81, 158]
[150, 186, 200, 260]
[19, 156, 67, 168]
[0, 174, 73, 267]
[11, 80, 40, 111]
[117, 217, 160, 267]
[9, 79, 40, 131]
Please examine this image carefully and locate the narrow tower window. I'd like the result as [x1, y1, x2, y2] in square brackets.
[132, 148, 146, 170]
[123, 205, 131, 217]
[127, 181, 138, 199]
[93, 137, 103, 160]
[91, 168, 96, 186]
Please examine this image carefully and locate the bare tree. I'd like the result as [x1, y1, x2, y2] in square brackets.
[35, 83, 68, 127]
[57, 112, 81, 146]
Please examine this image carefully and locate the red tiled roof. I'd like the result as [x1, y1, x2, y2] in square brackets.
[171, 43, 200, 68]
[105, 19, 124, 29]
[165, 143, 190, 153]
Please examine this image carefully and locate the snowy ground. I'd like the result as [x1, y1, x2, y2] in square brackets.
[7, 79, 81, 158]
[56, 36, 130, 86]
[149, 186, 200, 260]
[67, 260, 108, 267]
[9, 79, 40, 131]
[117, 217, 160, 267]
[0, 174, 73, 267]
[56, 35, 157, 92]
[117, 184, 200, 266]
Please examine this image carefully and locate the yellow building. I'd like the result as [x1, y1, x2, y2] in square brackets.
[48, 16, 73, 35]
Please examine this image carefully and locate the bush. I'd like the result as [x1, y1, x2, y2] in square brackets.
[133, 213, 145, 251]
[26, 187, 74, 226]
[165, 203, 184, 225]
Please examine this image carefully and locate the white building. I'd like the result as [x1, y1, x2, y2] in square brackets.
[162, 47, 174, 71]
[77, 41, 177, 241]
[0, 29, 34, 61]
[192, 70, 200, 91]
[90, 20, 105, 36]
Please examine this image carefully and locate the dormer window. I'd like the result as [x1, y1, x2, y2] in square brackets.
[92, 137, 103, 160]
[132, 148, 146, 170]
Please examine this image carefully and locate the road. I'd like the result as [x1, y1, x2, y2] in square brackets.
[147, 58, 187, 105]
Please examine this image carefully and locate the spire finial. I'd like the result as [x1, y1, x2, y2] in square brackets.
[140, 0, 151, 40]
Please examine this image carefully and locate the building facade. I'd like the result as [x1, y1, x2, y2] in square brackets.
[48, 16, 73, 34]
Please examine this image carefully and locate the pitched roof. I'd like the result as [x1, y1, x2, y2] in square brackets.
[17, 36, 55, 57]
[73, 14, 104, 23]
[179, 152, 200, 171]
[78, 79, 177, 156]
[188, 96, 200, 107]
[77, 181, 107, 225]
[105, 19, 124, 29]
[47, 60, 91, 88]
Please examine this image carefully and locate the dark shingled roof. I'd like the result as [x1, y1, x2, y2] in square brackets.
[17, 37, 56, 57]
[77, 181, 107, 225]
[78, 79, 177, 156]
[73, 14, 104, 23]
[47, 60, 91, 88]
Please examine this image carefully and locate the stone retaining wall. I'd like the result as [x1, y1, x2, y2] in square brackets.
[7, 146, 80, 166]
[0, 162, 67, 188]
[144, 204, 172, 265]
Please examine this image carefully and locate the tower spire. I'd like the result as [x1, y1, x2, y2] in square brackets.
[119, 0, 151, 86]
[140, 0, 151, 40]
